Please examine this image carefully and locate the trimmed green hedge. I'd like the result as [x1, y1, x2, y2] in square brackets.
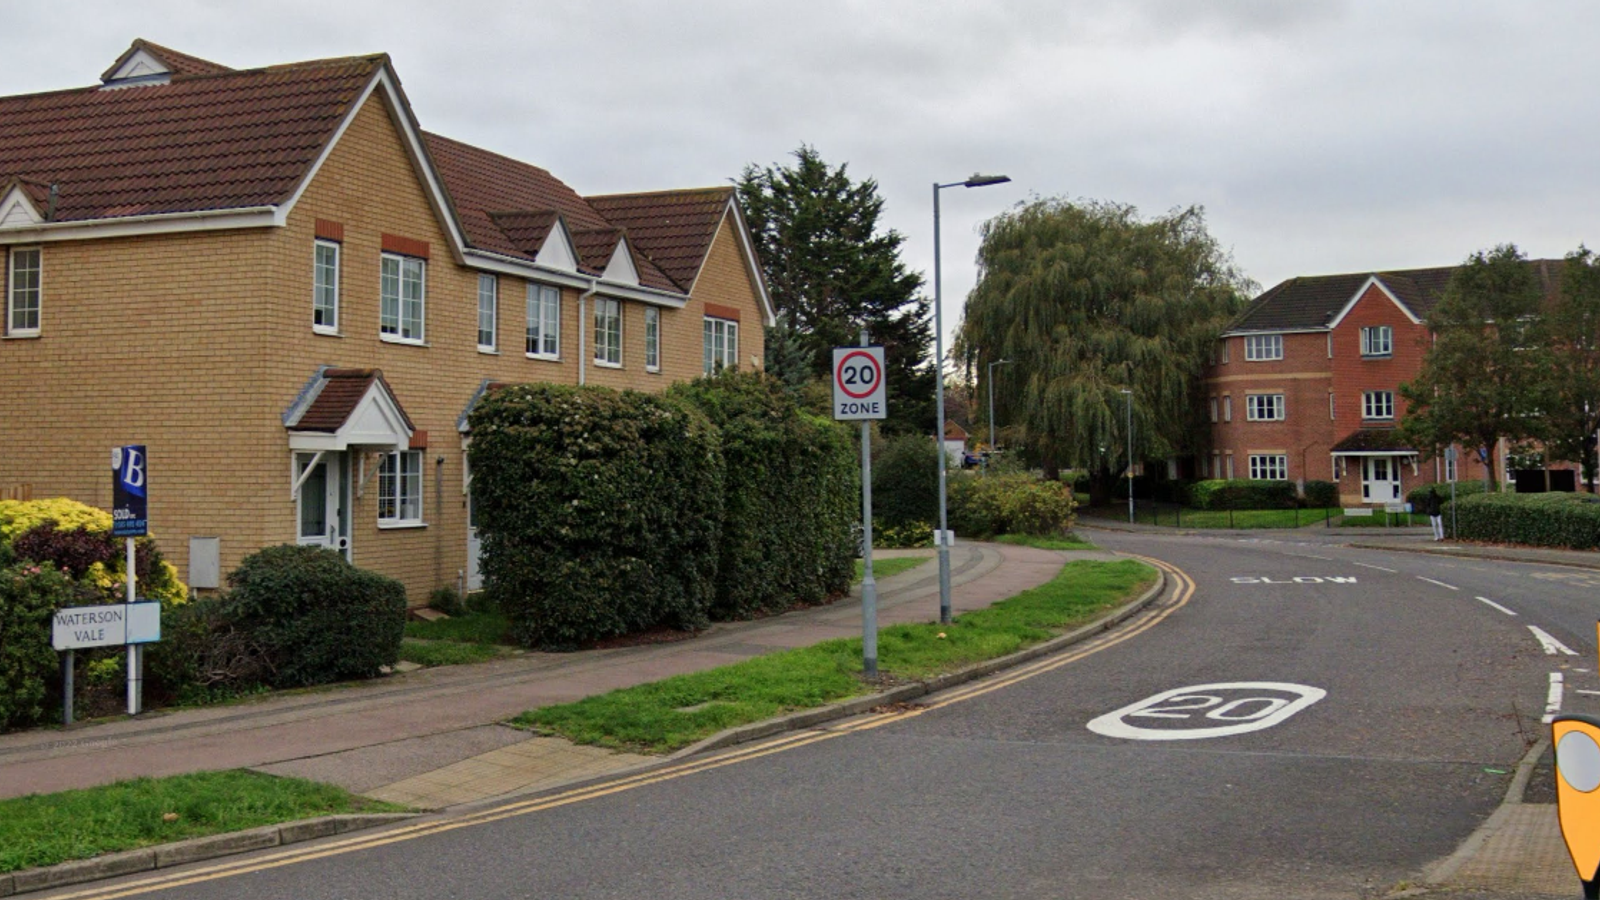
[225, 545, 407, 687]
[1451, 492, 1600, 549]
[670, 372, 855, 620]
[1188, 479, 1297, 510]
[1302, 480, 1339, 509]
[1406, 480, 1489, 505]
[0, 565, 82, 731]
[950, 473, 1076, 538]
[470, 384, 724, 649]
[869, 432, 940, 529]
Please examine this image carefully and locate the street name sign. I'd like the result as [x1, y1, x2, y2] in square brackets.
[52, 602, 161, 651]
[832, 346, 887, 421]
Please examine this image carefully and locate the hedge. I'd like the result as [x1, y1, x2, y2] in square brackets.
[868, 432, 940, 529]
[1406, 480, 1489, 505]
[469, 384, 724, 649]
[950, 473, 1076, 538]
[1187, 479, 1297, 510]
[0, 564, 89, 731]
[224, 545, 407, 687]
[1450, 492, 1600, 549]
[1302, 480, 1339, 509]
[670, 372, 856, 619]
[0, 498, 188, 604]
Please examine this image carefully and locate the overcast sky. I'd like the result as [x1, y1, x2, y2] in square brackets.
[6, 1, 1597, 347]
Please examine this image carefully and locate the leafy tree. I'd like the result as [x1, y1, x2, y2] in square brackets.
[956, 198, 1250, 504]
[1541, 248, 1600, 491]
[762, 311, 816, 397]
[738, 146, 935, 435]
[1399, 244, 1552, 489]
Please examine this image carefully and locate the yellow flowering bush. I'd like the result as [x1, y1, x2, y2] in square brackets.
[1, 498, 187, 604]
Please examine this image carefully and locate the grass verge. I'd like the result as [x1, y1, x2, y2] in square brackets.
[398, 639, 507, 668]
[404, 610, 510, 644]
[1079, 506, 1338, 529]
[0, 770, 404, 874]
[511, 559, 1154, 754]
[1335, 512, 1428, 527]
[993, 533, 1097, 551]
[854, 556, 928, 583]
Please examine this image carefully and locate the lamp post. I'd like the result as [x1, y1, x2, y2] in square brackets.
[1120, 388, 1133, 524]
[934, 173, 1010, 625]
[986, 358, 1011, 473]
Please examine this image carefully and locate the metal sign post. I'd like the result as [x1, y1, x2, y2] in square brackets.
[834, 336, 888, 677]
[1445, 446, 1458, 540]
[111, 445, 148, 715]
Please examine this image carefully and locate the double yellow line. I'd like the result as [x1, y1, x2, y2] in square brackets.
[59, 555, 1194, 900]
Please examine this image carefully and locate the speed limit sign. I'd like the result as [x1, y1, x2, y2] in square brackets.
[832, 346, 887, 420]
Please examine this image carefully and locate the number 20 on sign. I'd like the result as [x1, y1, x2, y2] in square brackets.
[832, 345, 887, 421]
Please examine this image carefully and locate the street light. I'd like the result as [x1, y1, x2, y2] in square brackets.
[934, 173, 1011, 626]
[1120, 388, 1133, 524]
[986, 358, 1012, 473]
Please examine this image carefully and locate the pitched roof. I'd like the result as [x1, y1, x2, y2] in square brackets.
[0, 53, 382, 223]
[288, 367, 415, 435]
[1330, 428, 1415, 454]
[1227, 261, 1562, 334]
[102, 39, 234, 81]
[586, 188, 734, 292]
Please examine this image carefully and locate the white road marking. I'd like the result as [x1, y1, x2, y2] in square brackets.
[1545, 672, 1566, 724]
[1474, 596, 1518, 616]
[1530, 626, 1579, 656]
[1086, 682, 1326, 741]
[1287, 552, 1334, 561]
[1353, 562, 1398, 573]
[1576, 690, 1600, 696]
[1417, 576, 1459, 591]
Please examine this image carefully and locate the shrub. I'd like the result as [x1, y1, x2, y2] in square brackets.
[146, 596, 272, 705]
[670, 372, 855, 620]
[470, 384, 724, 649]
[224, 545, 406, 687]
[951, 473, 1076, 538]
[0, 499, 187, 604]
[0, 498, 112, 542]
[1187, 479, 1297, 510]
[873, 520, 933, 549]
[11, 523, 114, 579]
[1302, 481, 1339, 509]
[1406, 480, 1490, 506]
[429, 586, 466, 618]
[870, 433, 940, 529]
[1450, 492, 1600, 549]
[0, 564, 91, 731]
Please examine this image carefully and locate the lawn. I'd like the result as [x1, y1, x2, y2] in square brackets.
[854, 556, 928, 582]
[404, 610, 510, 644]
[1079, 505, 1339, 529]
[511, 559, 1155, 754]
[994, 533, 1098, 551]
[398, 639, 508, 667]
[1335, 511, 1428, 527]
[0, 771, 404, 874]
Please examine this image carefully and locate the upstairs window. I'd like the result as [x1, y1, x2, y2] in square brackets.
[1244, 334, 1283, 361]
[526, 283, 560, 359]
[594, 297, 622, 367]
[704, 317, 738, 374]
[644, 307, 660, 372]
[7, 247, 40, 336]
[313, 241, 339, 333]
[1246, 393, 1284, 421]
[380, 253, 426, 343]
[1363, 391, 1395, 420]
[1361, 325, 1392, 357]
[477, 275, 497, 351]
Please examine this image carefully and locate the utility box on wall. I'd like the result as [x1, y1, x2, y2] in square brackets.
[188, 537, 221, 590]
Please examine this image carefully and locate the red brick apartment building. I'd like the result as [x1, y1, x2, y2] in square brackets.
[0, 41, 774, 601]
[1203, 263, 1561, 507]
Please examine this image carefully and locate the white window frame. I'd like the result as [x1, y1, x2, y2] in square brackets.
[377, 450, 424, 527]
[704, 317, 738, 374]
[313, 240, 339, 334]
[1362, 390, 1395, 420]
[526, 283, 560, 359]
[1245, 393, 1284, 421]
[380, 253, 426, 344]
[1249, 454, 1288, 481]
[644, 307, 661, 372]
[7, 246, 41, 337]
[594, 297, 622, 367]
[1244, 334, 1283, 361]
[477, 274, 498, 352]
[1361, 325, 1392, 358]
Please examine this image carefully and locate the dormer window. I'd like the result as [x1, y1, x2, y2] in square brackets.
[100, 48, 173, 89]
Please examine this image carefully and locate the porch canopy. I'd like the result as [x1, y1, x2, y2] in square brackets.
[1329, 428, 1420, 477]
[284, 367, 415, 453]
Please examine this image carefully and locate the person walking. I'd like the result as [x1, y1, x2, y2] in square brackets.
[1420, 489, 1444, 541]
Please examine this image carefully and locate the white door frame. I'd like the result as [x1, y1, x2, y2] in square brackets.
[296, 452, 348, 557]
[1361, 456, 1401, 503]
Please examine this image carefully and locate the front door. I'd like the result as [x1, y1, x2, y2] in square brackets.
[1361, 456, 1401, 503]
[296, 453, 346, 556]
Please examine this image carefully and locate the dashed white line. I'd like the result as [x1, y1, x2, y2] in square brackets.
[1353, 562, 1398, 573]
[1545, 672, 1566, 724]
[1530, 626, 1579, 656]
[1474, 596, 1518, 617]
[1577, 690, 1600, 696]
[1287, 553, 1334, 561]
[1417, 576, 1459, 591]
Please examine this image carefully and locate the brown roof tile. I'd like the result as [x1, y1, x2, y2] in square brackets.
[586, 188, 734, 292]
[102, 39, 235, 82]
[423, 132, 608, 257]
[293, 368, 414, 434]
[487, 209, 561, 256]
[1330, 428, 1414, 454]
[0, 55, 382, 223]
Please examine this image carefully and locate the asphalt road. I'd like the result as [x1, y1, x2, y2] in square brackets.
[66, 532, 1586, 900]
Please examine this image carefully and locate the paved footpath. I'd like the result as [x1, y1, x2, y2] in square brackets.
[0, 541, 1082, 808]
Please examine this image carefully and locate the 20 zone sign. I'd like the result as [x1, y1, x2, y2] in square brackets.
[832, 346, 887, 420]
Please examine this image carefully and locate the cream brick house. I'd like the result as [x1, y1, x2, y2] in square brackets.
[0, 40, 774, 601]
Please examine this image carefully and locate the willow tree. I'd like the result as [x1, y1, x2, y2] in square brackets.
[956, 199, 1249, 503]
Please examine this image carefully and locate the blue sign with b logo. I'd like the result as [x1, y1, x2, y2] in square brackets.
[111, 445, 148, 538]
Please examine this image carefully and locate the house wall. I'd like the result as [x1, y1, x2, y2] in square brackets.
[0, 90, 766, 603]
[1205, 332, 1335, 485]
